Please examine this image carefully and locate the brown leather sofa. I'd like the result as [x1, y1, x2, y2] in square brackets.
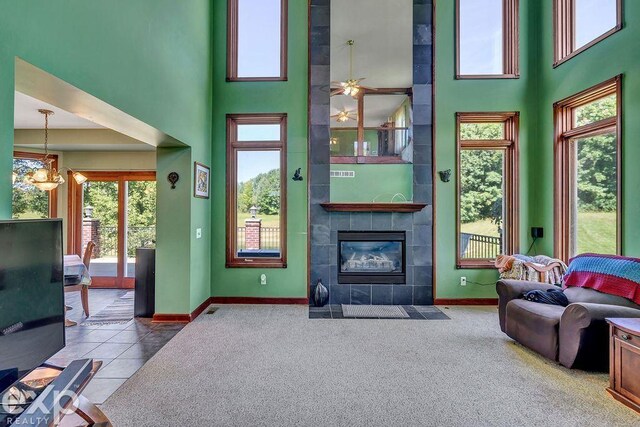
[497, 279, 640, 371]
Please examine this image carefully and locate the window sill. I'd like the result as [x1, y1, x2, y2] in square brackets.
[226, 259, 287, 269]
[455, 74, 520, 80]
[456, 261, 496, 270]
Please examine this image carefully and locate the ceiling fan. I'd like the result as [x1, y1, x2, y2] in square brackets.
[331, 40, 376, 98]
[330, 109, 357, 123]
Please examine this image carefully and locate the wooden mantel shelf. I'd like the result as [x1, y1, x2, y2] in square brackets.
[320, 202, 428, 213]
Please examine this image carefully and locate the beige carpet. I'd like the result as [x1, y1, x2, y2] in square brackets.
[101, 305, 639, 426]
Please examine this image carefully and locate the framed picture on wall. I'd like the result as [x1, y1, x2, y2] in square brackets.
[194, 162, 210, 199]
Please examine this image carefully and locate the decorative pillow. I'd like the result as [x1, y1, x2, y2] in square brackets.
[563, 254, 640, 305]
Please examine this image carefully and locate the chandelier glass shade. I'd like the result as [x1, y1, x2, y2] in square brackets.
[24, 109, 66, 191]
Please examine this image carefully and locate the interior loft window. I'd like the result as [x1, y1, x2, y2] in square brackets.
[554, 76, 621, 261]
[554, 0, 622, 67]
[226, 114, 287, 268]
[456, 0, 519, 78]
[12, 151, 57, 219]
[227, 0, 288, 81]
[456, 113, 519, 268]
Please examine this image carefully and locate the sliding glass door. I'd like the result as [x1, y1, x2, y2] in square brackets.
[68, 171, 156, 288]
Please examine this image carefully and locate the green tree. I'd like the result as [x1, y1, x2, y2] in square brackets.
[12, 158, 50, 219]
[237, 168, 280, 216]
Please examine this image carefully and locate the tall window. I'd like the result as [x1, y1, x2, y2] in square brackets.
[227, 0, 288, 81]
[554, 76, 621, 261]
[227, 114, 287, 268]
[456, 0, 519, 78]
[12, 151, 57, 219]
[456, 113, 519, 268]
[554, 0, 622, 67]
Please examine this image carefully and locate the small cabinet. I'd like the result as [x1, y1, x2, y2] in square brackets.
[607, 318, 640, 413]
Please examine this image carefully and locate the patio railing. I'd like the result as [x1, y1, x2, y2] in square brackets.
[100, 226, 156, 257]
[460, 232, 502, 259]
[237, 227, 280, 250]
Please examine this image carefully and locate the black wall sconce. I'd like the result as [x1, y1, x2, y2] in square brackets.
[292, 168, 303, 181]
[167, 172, 180, 189]
[438, 169, 451, 182]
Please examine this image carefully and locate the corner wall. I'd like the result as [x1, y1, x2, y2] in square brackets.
[0, 0, 212, 315]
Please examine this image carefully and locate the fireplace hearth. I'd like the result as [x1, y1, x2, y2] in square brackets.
[338, 231, 406, 284]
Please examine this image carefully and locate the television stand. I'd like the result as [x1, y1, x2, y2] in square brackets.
[1, 359, 112, 427]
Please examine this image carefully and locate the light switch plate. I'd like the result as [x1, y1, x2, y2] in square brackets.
[196, 228, 202, 239]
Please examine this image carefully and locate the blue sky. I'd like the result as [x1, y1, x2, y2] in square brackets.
[237, 151, 280, 183]
[237, 0, 281, 77]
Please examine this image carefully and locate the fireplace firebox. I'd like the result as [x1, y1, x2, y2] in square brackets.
[338, 231, 406, 284]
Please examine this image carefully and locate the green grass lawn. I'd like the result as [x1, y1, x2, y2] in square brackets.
[237, 212, 280, 227]
[576, 211, 616, 255]
[461, 211, 616, 255]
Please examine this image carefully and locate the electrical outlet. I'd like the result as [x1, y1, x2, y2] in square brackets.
[260, 274, 267, 286]
[196, 228, 202, 239]
[460, 276, 467, 287]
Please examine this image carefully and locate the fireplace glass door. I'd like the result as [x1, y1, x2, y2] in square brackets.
[338, 231, 406, 284]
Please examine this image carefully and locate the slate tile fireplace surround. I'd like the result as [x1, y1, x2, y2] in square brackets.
[308, 0, 434, 306]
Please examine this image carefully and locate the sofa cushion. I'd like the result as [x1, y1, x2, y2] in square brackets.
[505, 299, 565, 361]
[564, 287, 640, 310]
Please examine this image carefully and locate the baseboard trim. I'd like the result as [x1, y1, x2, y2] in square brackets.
[210, 296, 308, 305]
[434, 298, 499, 306]
[152, 313, 191, 323]
[152, 296, 309, 323]
[153, 297, 214, 323]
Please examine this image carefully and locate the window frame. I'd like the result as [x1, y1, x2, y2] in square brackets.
[227, 0, 288, 82]
[553, 0, 623, 68]
[226, 113, 287, 268]
[13, 150, 58, 218]
[455, 0, 520, 79]
[455, 112, 519, 268]
[553, 75, 622, 261]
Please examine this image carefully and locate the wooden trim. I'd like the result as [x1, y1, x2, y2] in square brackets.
[455, 112, 519, 268]
[553, 0, 623, 67]
[68, 170, 156, 288]
[226, 114, 287, 268]
[152, 313, 191, 323]
[227, 0, 288, 81]
[320, 202, 428, 213]
[434, 298, 499, 306]
[432, 0, 438, 302]
[152, 296, 215, 323]
[210, 296, 308, 305]
[554, 75, 622, 262]
[13, 151, 59, 218]
[455, 0, 519, 79]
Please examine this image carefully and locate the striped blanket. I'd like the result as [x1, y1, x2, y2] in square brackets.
[564, 254, 640, 305]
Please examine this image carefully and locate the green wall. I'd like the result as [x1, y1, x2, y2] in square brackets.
[534, 1, 640, 258]
[330, 164, 413, 203]
[0, 0, 212, 314]
[434, 0, 537, 298]
[434, 0, 639, 299]
[210, 0, 308, 299]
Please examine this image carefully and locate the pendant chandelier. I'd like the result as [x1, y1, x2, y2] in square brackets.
[25, 110, 65, 190]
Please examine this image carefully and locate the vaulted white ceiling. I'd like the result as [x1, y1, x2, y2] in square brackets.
[14, 91, 104, 129]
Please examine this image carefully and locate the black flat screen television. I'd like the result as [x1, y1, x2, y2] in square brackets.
[0, 219, 65, 394]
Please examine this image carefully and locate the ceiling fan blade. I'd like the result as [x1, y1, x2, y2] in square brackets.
[330, 88, 345, 97]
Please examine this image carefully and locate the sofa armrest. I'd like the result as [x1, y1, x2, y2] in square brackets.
[496, 280, 558, 332]
[559, 303, 640, 370]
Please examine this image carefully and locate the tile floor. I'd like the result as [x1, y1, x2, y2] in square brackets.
[48, 289, 184, 404]
[309, 304, 451, 320]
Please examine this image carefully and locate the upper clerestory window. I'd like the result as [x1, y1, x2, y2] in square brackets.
[227, 0, 288, 81]
[456, 0, 520, 79]
[554, 0, 623, 67]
